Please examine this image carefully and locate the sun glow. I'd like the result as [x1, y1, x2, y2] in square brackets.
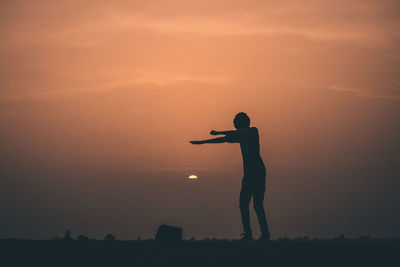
[188, 174, 198, 179]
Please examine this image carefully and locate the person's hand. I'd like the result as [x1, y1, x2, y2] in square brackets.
[190, 140, 204, 145]
[210, 130, 218, 135]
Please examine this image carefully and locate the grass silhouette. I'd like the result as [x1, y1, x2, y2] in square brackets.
[1, 237, 399, 266]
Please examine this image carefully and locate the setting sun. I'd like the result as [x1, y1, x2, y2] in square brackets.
[188, 175, 198, 180]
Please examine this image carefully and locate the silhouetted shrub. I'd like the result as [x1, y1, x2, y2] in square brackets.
[63, 230, 73, 240]
[104, 234, 116, 241]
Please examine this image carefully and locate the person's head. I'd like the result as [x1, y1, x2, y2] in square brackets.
[233, 112, 250, 129]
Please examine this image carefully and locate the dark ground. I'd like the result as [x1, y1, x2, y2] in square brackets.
[1, 238, 399, 267]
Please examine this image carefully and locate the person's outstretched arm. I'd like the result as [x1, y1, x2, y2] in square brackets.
[190, 137, 228, 144]
[210, 130, 237, 136]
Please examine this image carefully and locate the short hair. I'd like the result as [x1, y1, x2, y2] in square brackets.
[233, 112, 250, 129]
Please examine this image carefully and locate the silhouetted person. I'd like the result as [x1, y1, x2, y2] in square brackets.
[190, 112, 270, 242]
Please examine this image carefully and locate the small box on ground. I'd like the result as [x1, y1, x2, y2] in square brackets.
[155, 224, 182, 241]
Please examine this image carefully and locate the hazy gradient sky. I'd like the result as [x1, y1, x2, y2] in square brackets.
[1, 0, 400, 239]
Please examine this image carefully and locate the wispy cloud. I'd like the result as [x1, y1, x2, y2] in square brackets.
[1, 72, 230, 100]
[102, 71, 230, 88]
[329, 85, 400, 100]
[7, 15, 396, 48]
[4, 0, 400, 49]
[136, 15, 399, 46]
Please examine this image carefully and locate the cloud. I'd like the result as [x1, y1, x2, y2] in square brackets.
[329, 85, 400, 100]
[102, 71, 230, 88]
[1, 72, 230, 100]
[6, 15, 396, 48]
[2, 1, 399, 48]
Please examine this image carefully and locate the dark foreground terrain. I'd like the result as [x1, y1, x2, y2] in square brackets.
[1, 238, 399, 267]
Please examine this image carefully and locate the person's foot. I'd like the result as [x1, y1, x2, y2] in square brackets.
[239, 233, 253, 242]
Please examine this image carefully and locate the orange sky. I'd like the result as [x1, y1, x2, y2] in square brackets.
[1, 0, 400, 239]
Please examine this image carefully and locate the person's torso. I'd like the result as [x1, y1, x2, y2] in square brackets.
[239, 127, 266, 178]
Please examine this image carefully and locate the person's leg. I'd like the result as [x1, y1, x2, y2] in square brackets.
[239, 178, 252, 237]
[253, 182, 270, 239]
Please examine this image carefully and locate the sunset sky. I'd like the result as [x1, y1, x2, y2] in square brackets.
[1, 0, 399, 239]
